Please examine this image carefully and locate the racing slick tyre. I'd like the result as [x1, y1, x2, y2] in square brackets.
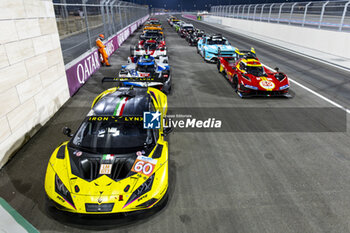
[196, 46, 200, 54]
[217, 61, 222, 73]
[130, 46, 135, 57]
[232, 75, 238, 92]
[203, 51, 207, 62]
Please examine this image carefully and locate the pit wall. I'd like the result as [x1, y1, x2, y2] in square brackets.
[202, 15, 350, 62]
[0, 0, 69, 168]
[182, 14, 197, 20]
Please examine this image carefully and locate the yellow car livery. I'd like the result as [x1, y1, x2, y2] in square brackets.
[45, 86, 170, 214]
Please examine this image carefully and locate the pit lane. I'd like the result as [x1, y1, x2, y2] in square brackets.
[0, 16, 349, 233]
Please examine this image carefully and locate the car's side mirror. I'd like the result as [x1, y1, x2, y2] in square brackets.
[162, 127, 173, 136]
[62, 127, 73, 137]
[274, 67, 279, 72]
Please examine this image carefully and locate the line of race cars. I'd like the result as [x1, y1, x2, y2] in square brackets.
[45, 18, 172, 215]
[168, 15, 291, 98]
[44, 15, 292, 216]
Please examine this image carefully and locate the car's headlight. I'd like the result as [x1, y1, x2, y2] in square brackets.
[136, 198, 158, 208]
[55, 174, 75, 209]
[279, 84, 289, 90]
[245, 84, 258, 90]
[123, 174, 155, 208]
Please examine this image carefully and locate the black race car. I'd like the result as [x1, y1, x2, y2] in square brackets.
[186, 29, 205, 46]
[139, 30, 164, 41]
[178, 23, 194, 38]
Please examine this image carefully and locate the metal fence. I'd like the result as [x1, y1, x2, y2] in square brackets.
[210, 0, 350, 32]
[53, 0, 149, 64]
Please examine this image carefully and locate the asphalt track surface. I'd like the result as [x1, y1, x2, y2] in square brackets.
[60, 25, 103, 64]
[0, 16, 349, 233]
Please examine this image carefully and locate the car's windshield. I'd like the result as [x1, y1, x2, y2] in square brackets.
[137, 64, 155, 73]
[226, 57, 237, 66]
[183, 26, 193, 31]
[145, 31, 160, 37]
[71, 119, 154, 154]
[208, 38, 228, 45]
[246, 66, 265, 76]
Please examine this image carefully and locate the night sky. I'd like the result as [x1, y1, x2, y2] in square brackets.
[128, 0, 318, 11]
[59, 0, 322, 11]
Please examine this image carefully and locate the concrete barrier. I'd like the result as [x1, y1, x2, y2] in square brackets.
[203, 15, 350, 63]
[0, 1, 70, 169]
[182, 14, 197, 20]
[65, 15, 149, 96]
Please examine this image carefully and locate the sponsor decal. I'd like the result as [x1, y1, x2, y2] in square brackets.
[136, 151, 143, 156]
[259, 80, 275, 90]
[102, 154, 115, 161]
[138, 194, 148, 202]
[116, 195, 123, 201]
[88, 116, 143, 122]
[99, 164, 113, 175]
[130, 24, 137, 32]
[131, 156, 157, 177]
[143, 111, 161, 129]
[75, 51, 101, 85]
[139, 72, 150, 77]
[57, 195, 65, 203]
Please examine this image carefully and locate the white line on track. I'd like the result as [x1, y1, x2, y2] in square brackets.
[183, 15, 350, 114]
[263, 63, 350, 114]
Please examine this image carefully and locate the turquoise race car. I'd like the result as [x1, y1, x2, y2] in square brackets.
[197, 34, 235, 63]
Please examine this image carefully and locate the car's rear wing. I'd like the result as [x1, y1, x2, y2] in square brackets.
[217, 47, 236, 58]
[235, 47, 256, 59]
[102, 77, 164, 88]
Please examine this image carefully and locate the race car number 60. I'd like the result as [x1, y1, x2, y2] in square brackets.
[133, 161, 154, 175]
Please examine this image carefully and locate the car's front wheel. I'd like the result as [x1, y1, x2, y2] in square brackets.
[217, 61, 222, 73]
[232, 75, 238, 91]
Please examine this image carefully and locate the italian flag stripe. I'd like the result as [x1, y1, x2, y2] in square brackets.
[119, 97, 128, 116]
[113, 97, 128, 116]
[102, 154, 115, 160]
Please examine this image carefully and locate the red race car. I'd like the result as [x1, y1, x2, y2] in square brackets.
[130, 39, 167, 59]
[217, 49, 291, 98]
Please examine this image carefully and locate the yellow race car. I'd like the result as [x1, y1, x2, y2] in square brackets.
[143, 26, 163, 34]
[45, 86, 170, 214]
[144, 19, 162, 29]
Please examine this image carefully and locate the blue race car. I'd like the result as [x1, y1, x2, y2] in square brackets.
[197, 34, 235, 63]
[118, 55, 171, 94]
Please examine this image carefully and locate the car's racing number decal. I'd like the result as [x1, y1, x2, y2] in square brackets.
[259, 80, 275, 90]
[131, 156, 157, 177]
[100, 164, 112, 175]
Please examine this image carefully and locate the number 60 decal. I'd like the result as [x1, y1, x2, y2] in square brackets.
[131, 156, 157, 177]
